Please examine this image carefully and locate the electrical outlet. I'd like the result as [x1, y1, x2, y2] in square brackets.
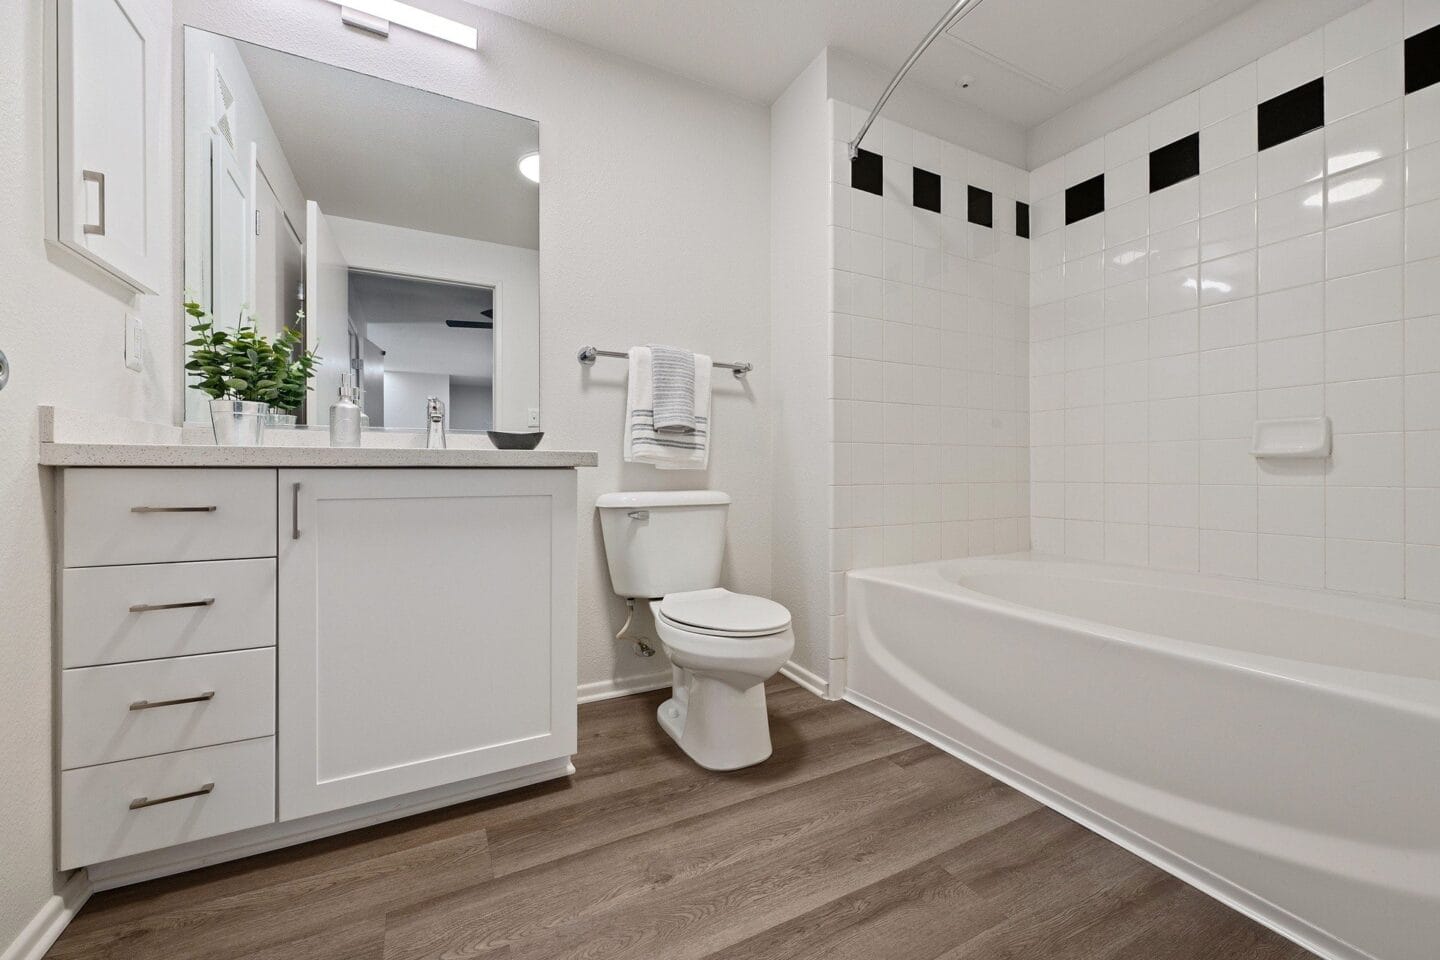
[124, 314, 143, 372]
[527, 407, 540, 428]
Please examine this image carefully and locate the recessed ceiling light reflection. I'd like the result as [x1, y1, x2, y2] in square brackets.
[518, 152, 540, 184]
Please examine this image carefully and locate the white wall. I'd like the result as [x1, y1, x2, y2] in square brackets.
[1027, 0, 1440, 602]
[385, 370, 451, 429]
[450, 380, 494, 431]
[173, 0, 775, 699]
[769, 52, 835, 686]
[328, 216, 535, 431]
[368, 321, 492, 379]
[0, 0, 177, 949]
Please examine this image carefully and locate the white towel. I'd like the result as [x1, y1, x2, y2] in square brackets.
[625, 346, 711, 470]
[647, 344, 697, 433]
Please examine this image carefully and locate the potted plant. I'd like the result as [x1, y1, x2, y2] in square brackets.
[185, 299, 320, 445]
[264, 309, 319, 428]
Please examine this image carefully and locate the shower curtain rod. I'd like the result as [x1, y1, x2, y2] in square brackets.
[847, 0, 987, 160]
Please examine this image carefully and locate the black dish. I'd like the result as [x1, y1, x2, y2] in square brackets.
[487, 430, 544, 450]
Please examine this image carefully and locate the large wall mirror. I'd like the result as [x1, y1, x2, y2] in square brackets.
[183, 29, 539, 431]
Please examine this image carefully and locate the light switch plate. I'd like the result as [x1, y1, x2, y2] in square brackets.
[124, 314, 143, 372]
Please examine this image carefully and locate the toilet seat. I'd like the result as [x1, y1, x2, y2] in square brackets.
[658, 588, 791, 637]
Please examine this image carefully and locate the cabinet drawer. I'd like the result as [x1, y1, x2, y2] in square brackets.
[61, 558, 276, 668]
[61, 649, 275, 769]
[62, 468, 276, 566]
[60, 737, 275, 870]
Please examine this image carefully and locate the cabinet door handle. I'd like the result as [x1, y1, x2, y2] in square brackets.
[130, 505, 218, 513]
[128, 691, 216, 711]
[292, 482, 302, 540]
[81, 170, 106, 236]
[129, 782, 215, 810]
[128, 598, 215, 613]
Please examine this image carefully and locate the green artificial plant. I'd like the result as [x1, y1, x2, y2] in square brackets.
[184, 299, 320, 411]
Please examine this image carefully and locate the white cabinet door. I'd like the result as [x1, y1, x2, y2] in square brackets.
[51, 0, 160, 293]
[276, 469, 577, 821]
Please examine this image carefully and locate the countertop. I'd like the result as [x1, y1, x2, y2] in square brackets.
[38, 443, 598, 468]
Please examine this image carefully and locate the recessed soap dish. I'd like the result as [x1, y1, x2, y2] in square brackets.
[1251, 417, 1331, 459]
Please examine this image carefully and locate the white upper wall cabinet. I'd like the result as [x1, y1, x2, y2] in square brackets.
[49, 0, 162, 293]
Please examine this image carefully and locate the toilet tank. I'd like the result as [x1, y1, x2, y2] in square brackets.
[596, 491, 730, 598]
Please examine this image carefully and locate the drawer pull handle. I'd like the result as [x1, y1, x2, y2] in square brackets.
[128, 598, 215, 613]
[130, 505, 218, 513]
[292, 482, 302, 540]
[129, 691, 216, 711]
[129, 782, 215, 810]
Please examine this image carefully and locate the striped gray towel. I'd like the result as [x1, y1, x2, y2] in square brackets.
[625, 347, 712, 470]
[647, 344, 697, 433]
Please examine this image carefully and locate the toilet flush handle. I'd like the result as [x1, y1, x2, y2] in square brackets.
[627, 510, 649, 520]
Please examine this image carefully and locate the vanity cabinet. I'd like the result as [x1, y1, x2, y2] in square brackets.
[56, 469, 278, 869]
[276, 469, 577, 820]
[48, 0, 163, 293]
[54, 464, 580, 876]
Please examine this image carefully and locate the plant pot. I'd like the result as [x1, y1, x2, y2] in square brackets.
[209, 400, 269, 446]
[264, 412, 299, 429]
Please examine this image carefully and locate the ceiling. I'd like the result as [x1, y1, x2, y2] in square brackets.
[348, 271, 494, 328]
[465, 0, 1265, 128]
[237, 40, 539, 249]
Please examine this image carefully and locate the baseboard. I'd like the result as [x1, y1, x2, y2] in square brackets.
[85, 756, 574, 891]
[0, 870, 92, 960]
[577, 673, 671, 704]
[843, 690, 1371, 960]
[779, 660, 829, 699]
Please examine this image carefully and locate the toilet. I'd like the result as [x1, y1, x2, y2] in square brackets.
[597, 491, 794, 770]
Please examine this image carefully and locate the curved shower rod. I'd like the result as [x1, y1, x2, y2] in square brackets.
[847, 0, 987, 160]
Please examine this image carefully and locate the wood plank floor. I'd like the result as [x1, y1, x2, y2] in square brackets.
[47, 679, 1314, 960]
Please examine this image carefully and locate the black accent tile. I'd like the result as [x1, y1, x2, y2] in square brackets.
[1065, 174, 1104, 225]
[1149, 133, 1200, 193]
[913, 166, 942, 213]
[1016, 201, 1030, 239]
[1407, 24, 1440, 94]
[850, 147, 883, 196]
[1258, 78, 1324, 151]
[967, 185, 993, 228]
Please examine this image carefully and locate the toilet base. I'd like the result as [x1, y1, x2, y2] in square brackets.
[657, 669, 774, 771]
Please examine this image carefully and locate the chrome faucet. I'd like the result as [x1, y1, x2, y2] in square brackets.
[426, 396, 446, 450]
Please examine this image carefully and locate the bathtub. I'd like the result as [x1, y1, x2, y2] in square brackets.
[845, 555, 1440, 960]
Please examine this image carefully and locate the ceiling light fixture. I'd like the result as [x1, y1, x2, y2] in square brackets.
[518, 152, 540, 184]
[327, 0, 478, 50]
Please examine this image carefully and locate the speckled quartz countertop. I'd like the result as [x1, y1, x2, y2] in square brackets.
[37, 443, 598, 468]
[35, 406, 597, 468]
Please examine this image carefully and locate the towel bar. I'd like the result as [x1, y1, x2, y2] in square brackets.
[576, 346, 752, 379]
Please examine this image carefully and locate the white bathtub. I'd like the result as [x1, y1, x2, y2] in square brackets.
[845, 555, 1440, 960]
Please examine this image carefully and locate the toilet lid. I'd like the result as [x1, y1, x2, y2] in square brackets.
[659, 588, 791, 635]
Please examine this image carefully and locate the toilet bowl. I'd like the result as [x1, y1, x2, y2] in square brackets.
[595, 491, 794, 771]
[650, 589, 794, 770]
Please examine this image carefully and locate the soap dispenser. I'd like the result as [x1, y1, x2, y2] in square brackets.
[329, 374, 362, 448]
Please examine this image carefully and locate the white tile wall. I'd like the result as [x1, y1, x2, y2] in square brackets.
[830, 100, 1031, 643]
[1029, 0, 1440, 603]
